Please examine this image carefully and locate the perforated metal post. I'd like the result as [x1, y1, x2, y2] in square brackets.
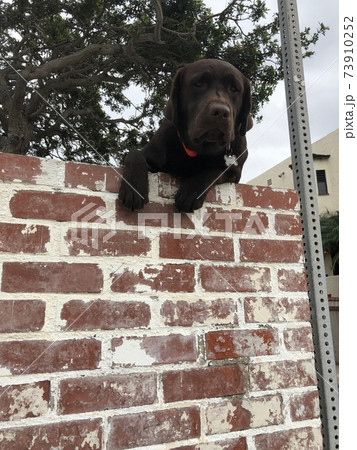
[277, 1, 339, 448]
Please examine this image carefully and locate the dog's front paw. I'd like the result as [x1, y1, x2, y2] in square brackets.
[119, 179, 148, 211]
[175, 186, 206, 212]
[119, 149, 149, 211]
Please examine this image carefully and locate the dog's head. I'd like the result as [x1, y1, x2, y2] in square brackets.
[164, 59, 253, 156]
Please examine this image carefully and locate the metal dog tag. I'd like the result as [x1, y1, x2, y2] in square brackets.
[224, 154, 238, 167]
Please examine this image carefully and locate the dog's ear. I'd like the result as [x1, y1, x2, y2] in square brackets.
[238, 77, 253, 136]
[164, 67, 184, 126]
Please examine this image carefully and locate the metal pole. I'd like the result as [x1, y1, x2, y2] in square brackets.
[277, 1, 339, 448]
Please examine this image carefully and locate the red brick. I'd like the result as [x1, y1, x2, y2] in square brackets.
[61, 299, 150, 331]
[237, 184, 299, 210]
[290, 390, 320, 421]
[65, 228, 150, 256]
[160, 233, 234, 261]
[2, 262, 103, 293]
[0, 300, 45, 332]
[172, 438, 247, 450]
[111, 334, 198, 366]
[278, 268, 308, 292]
[9, 190, 106, 222]
[200, 266, 270, 293]
[65, 161, 122, 192]
[244, 296, 311, 323]
[204, 187, 223, 203]
[0, 419, 102, 449]
[116, 200, 195, 230]
[112, 264, 195, 293]
[108, 407, 200, 449]
[249, 359, 317, 391]
[157, 172, 179, 198]
[0, 223, 50, 253]
[240, 239, 303, 263]
[0, 381, 50, 421]
[204, 207, 269, 234]
[0, 338, 101, 374]
[206, 395, 283, 434]
[59, 373, 156, 414]
[160, 298, 236, 327]
[0, 153, 42, 183]
[283, 326, 315, 352]
[206, 329, 279, 360]
[275, 213, 302, 235]
[163, 365, 245, 402]
[254, 426, 323, 449]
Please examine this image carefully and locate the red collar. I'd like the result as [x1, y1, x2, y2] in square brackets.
[177, 132, 197, 157]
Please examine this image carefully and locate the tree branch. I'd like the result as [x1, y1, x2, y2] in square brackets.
[0, 107, 8, 131]
[201, 0, 240, 22]
[152, 0, 164, 43]
[161, 26, 197, 40]
[27, 43, 122, 80]
[90, 113, 145, 126]
[35, 107, 94, 138]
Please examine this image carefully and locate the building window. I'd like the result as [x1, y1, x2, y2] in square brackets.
[267, 178, 272, 186]
[316, 170, 328, 195]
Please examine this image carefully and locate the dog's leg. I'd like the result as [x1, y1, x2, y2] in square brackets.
[119, 149, 149, 210]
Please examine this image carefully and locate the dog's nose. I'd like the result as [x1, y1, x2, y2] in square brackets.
[209, 103, 230, 119]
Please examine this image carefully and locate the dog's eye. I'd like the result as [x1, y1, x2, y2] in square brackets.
[229, 85, 239, 93]
[194, 81, 206, 88]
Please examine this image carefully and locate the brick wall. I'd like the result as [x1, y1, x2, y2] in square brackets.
[0, 152, 323, 449]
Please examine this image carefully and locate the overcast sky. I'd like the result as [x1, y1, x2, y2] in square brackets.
[204, 0, 339, 182]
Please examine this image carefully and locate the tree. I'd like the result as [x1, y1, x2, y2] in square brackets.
[0, 0, 328, 164]
[320, 211, 339, 275]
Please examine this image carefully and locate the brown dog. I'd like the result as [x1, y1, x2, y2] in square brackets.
[119, 59, 253, 212]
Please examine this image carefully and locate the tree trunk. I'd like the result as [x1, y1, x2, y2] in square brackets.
[1, 77, 33, 154]
[0, 126, 32, 154]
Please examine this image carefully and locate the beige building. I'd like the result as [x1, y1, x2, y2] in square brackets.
[248, 129, 339, 215]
